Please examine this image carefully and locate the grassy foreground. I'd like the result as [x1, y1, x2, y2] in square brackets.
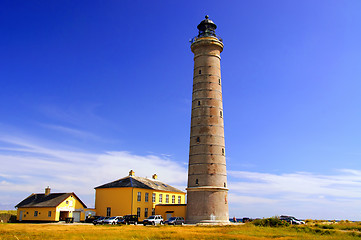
[1, 223, 361, 240]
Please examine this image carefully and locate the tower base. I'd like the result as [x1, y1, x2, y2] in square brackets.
[186, 187, 229, 224]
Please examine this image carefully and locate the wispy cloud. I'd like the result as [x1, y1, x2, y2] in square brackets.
[41, 124, 101, 140]
[228, 170, 361, 198]
[228, 170, 361, 220]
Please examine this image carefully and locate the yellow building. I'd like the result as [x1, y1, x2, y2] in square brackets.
[15, 187, 87, 222]
[155, 204, 187, 221]
[95, 170, 186, 221]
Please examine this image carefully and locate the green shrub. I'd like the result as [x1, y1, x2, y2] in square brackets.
[252, 217, 289, 227]
[321, 225, 334, 229]
[0, 213, 17, 223]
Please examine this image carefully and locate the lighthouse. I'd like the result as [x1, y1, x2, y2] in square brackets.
[186, 16, 229, 224]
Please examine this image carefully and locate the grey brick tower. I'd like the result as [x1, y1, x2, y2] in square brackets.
[186, 16, 229, 224]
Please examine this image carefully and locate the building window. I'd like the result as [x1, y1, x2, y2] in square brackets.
[172, 195, 175, 204]
[166, 194, 169, 203]
[159, 194, 163, 203]
[34, 211, 38, 217]
[196, 179, 199, 185]
[137, 192, 141, 201]
[178, 196, 181, 204]
[144, 208, 148, 218]
[219, 79, 221, 85]
[137, 208, 141, 218]
[48, 211, 51, 217]
[145, 193, 149, 202]
[152, 193, 156, 203]
[199, 70, 201, 74]
[196, 137, 200, 143]
[198, 101, 200, 106]
[66, 200, 69, 204]
[222, 148, 225, 155]
[106, 207, 111, 217]
[224, 182, 227, 187]
[152, 208, 155, 215]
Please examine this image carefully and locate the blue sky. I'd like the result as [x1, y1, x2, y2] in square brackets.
[1, 0, 361, 220]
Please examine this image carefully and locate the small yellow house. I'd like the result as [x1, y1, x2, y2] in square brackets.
[95, 170, 186, 221]
[155, 204, 187, 221]
[15, 187, 87, 222]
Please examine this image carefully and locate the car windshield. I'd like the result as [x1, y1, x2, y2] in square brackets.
[168, 217, 176, 220]
[148, 216, 155, 219]
[108, 217, 116, 220]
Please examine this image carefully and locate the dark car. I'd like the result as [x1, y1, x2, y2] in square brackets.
[93, 216, 109, 225]
[242, 217, 252, 223]
[164, 217, 185, 225]
[85, 215, 101, 223]
[119, 215, 139, 225]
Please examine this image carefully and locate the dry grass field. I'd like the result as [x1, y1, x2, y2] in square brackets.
[0, 222, 361, 240]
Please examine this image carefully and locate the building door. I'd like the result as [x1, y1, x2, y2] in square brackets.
[19, 211, 23, 221]
[59, 211, 69, 221]
[73, 211, 81, 222]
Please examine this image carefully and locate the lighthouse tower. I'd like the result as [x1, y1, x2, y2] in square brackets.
[186, 16, 229, 224]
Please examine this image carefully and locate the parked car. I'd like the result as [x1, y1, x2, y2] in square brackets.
[93, 216, 109, 225]
[119, 215, 139, 225]
[164, 217, 185, 225]
[85, 215, 101, 223]
[280, 215, 305, 225]
[103, 216, 123, 225]
[143, 215, 164, 226]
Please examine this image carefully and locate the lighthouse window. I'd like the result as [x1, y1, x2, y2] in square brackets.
[224, 182, 226, 187]
[198, 101, 200, 106]
[219, 79, 221, 85]
[196, 179, 199, 185]
[196, 137, 200, 143]
[220, 111, 223, 118]
[222, 148, 225, 155]
[199, 70, 201, 74]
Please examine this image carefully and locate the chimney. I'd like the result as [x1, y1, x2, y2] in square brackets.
[45, 186, 51, 196]
[129, 170, 135, 176]
[152, 174, 158, 180]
